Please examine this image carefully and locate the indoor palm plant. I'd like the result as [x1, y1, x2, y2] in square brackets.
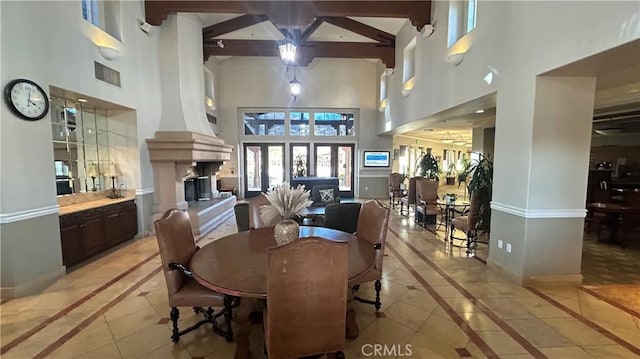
[260, 182, 313, 245]
[465, 154, 493, 231]
[419, 152, 441, 180]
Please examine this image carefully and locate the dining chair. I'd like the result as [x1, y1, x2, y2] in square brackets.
[265, 236, 348, 359]
[585, 189, 611, 240]
[248, 193, 279, 229]
[621, 191, 640, 244]
[154, 209, 234, 342]
[415, 178, 439, 227]
[389, 172, 404, 209]
[400, 176, 417, 216]
[234, 202, 250, 232]
[351, 200, 390, 311]
[450, 192, 488, 252]
[323, 202, 362, 234]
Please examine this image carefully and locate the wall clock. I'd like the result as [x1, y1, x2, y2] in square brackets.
[4, 79, 50, 121]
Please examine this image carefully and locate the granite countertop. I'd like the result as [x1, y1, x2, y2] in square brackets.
[59, 197, 135, 216]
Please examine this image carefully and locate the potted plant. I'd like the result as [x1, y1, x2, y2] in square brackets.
[446, 162, 457, 185]
[419, 153, 441, 180]
[466, 154, 494, 231]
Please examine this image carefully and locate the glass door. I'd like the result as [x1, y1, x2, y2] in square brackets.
[315, 144, 355, 198]
[290, 144, 309, 179]
[244, 143, 284, 197]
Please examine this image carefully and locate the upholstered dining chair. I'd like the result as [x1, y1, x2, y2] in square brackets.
[389, 172, 404, 209]
[265, 237, 348, 359]
[154, 209, 234, 342]
[415, 178, 439, 227]
[400, 176, 418, 216]
[323, 202, 362, 234]
[234, 202, 250, 232]
[248, 193, 279, 229]
[351, 200, 390, 311]
[450, 192, 487, 252]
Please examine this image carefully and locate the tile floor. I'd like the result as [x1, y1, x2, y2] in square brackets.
[1, 207, 639, 358]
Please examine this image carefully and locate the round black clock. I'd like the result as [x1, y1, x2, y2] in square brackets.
[4, 79, 50, 121]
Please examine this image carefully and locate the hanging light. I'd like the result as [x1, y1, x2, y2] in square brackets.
[279, 40, 296, 66]
[440, 132, 454, 144]
[454, 135, 466, 146]
[289, 67, 301, 100]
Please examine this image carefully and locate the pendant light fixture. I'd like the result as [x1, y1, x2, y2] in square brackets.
[279, 39, 296, 66]
[289, 67, 301, 100]
[440, 132, 454, 144]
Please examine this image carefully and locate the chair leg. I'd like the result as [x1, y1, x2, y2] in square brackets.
[170, 307, 180, 342]
[374, 280, 382, 311]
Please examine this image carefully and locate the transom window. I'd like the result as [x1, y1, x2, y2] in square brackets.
[81, 0, 122, 41]
[241, 109, 357, 138]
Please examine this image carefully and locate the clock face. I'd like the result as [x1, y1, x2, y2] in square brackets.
[4, 79, 49, 121]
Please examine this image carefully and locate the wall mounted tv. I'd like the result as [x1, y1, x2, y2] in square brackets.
[363, 151, 390, 168]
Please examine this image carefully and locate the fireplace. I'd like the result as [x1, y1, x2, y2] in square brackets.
[185, 176, 212, 202]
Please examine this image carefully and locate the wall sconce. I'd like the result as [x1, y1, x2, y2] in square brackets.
[447, 52, 465, 66]
[97, 45, 120, 61]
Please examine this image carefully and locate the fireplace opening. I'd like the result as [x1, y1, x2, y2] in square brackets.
[184, 176, 212, 203]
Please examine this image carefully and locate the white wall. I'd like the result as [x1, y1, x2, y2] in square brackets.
[213, 57, 391, 195]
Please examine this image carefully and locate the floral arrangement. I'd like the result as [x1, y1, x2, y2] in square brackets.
[260, 182, 313, 223]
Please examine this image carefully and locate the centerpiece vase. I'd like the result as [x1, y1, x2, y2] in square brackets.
[274, 219, 300, 246]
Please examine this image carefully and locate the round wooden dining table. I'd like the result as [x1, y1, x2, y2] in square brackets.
[190, 226, 376, 359]
[587, 202, 640, 244]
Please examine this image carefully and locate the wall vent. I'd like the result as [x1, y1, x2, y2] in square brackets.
[94, 61, 121, 87]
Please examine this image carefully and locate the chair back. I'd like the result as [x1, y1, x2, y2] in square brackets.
[389, 172, 404, 191]
[406, 177, 418, 205]
[311, 184, 340, 205]
[154, 209, 197, 296]
[467, 192, 481, 231]
[234, 203, 250, 232]
[416, 178, 439, 204]
[591, 189, 611, 203]
[356, 200, 390, 276]
[323, 202, 362, 234]
[248, 193, 278, 229]
[266, 237, 348, 358]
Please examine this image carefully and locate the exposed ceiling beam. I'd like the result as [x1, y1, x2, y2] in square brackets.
[202, 14, 269, 39]
[322, 17, 394, 45]
[203, 39, 395, 67]
[300, 17, 325, 42]
[146, 1, 431, 31]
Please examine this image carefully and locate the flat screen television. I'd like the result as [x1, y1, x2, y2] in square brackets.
[363, 151, 390, 168]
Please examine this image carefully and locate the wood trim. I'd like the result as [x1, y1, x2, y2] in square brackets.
[202, 14, 269, 39]
[323, 17, 395, 45]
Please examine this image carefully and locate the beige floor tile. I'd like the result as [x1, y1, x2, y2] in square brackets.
[445, 297, 479, 313]
[510, 296, 572, 319]
[416, 311, 469, 346]
[139, 342, 192, 359]
[115, 324, 171, 359]
[475, 330, 528, 355]
[541, 317, 616, 346]
[478, 297, 535, 320]
[505, 318, 574, 348]
[359, 317, 415, 345]
[107, 304, 162, 340]
[540, 346, 595, 358]
[461, 312, 502, 331]
[179, 325, 231, 357]
[581, 344, 639, 358]
[430, 285, 465, 298]
[397, 288, 439, 313]
[0, 309, 59, 344]
[384, 300, 430, 330]
[104, 294, 158, 322]
[74, 342, 122, 359]
[48, 316, 116, 358]
[408, 330, 469, 359]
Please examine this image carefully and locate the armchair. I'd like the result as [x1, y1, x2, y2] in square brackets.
[389, 172, 405, 209]
[450, 193, 488, 252]
[350, 200, 390, 311]
[154, 209, 234, 342]
[400, 177, 417, 216]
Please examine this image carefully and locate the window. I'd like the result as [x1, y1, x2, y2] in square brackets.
[379, 72, 388, 111]
[448, 0, 477, 47]
[243, 112, 286, 136]
[82, 0, 122, 41]
[314, 112, 355, 137]
[204, 69, 216, 113]
[402, 38, 417, 96]
[290, 112, 310, 136]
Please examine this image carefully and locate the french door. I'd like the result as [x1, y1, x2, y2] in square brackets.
[243, 143, 285, 198]
[315, 144, 355, 198]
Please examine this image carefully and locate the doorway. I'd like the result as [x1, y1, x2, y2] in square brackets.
[315, 144, 355, 198]
[243, 143, 285, 198]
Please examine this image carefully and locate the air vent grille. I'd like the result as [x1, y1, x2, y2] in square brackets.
[94, 61, 121, 87]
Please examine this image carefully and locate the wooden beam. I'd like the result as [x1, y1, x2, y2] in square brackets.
[202, 14, 269, 39]
[146, 1, 431, 30]
[300, 17, 325, 41]
[203, 39, 395, 67]
[322, 17, 394, 45]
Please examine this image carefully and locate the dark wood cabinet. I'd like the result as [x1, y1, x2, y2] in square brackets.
[59, 200, 137, 267]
